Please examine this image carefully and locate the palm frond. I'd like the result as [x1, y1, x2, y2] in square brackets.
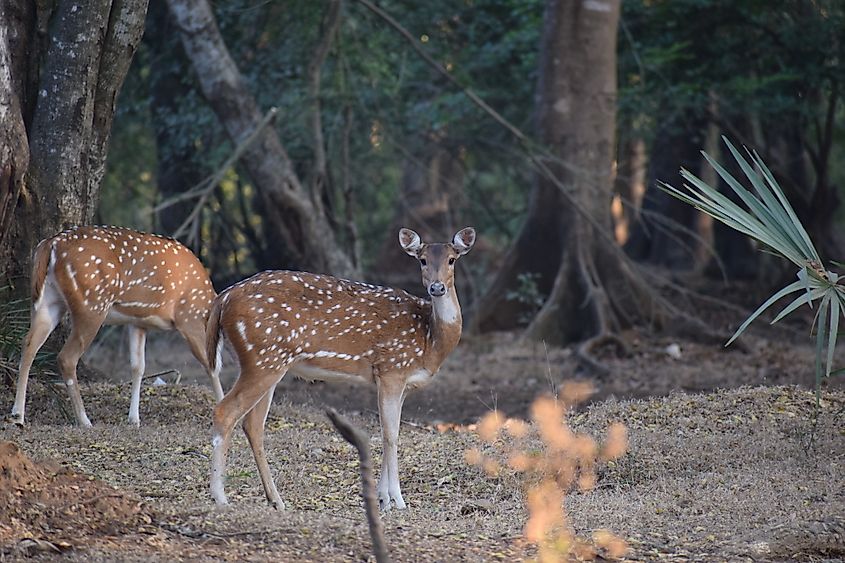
[660, 137, 843, 403]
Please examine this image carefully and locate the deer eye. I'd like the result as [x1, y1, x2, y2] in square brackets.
[448, 257, 455, 265]
[420, 258, 427, 266]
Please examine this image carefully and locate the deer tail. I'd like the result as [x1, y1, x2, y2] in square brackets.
[30, 238, 54, 304]
[206, 294, 226, 375]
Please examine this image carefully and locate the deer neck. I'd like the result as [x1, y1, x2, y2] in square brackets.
[424, 289, 462, 371]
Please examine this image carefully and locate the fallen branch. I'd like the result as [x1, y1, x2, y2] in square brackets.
[141, 369, 182, 384]
[326, 408, 390, 563]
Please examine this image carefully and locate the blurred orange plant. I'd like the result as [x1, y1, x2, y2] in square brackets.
[466, 381, 629, 562]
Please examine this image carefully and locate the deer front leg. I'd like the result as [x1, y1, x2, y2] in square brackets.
[127, 326, 147, 426]
[377, 379, 407, 510]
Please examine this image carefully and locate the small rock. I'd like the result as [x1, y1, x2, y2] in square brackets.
[665, 343, 682, 360]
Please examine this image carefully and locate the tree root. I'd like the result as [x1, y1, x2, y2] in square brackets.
[574, 333, 629, 377]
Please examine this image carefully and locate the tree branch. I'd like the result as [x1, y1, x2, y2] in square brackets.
[308, 0, 342, 215]
[157, 107, 279, 249]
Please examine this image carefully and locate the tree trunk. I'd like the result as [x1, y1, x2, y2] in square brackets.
[0, 0, 148, 292]
[611, 133, 646, 245]
[625, 113, 707, 269]
[166, 0, 356, 278]
[145, 1, 207, 246]
[0, 0, 33, 285]
[472, 0, 662, 345]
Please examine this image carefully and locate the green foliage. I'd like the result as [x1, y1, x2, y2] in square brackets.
[506, 272, 546, 324]
[661, 137, 845, 401]
[0, 290, 52, 372]
[619, 0, 845, 140]
[101, 0, 542, 282]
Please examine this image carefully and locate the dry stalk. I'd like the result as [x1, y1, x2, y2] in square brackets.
[326, 408, 390, 563]
[467, 391, 629, 561]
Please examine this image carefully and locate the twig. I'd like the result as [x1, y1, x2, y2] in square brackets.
[141, 369, 182, 384]
[59, 492, 123, 512]
[355, 0, 526, 145]
[46, 381, 73, 423]
[155, 107, 279, 247]
[326, 408, 390, 563]
[364, 408, 431, 431]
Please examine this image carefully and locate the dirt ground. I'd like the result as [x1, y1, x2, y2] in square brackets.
[1, 321, 844, 561]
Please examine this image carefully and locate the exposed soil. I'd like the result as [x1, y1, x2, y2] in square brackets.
[1, 316, 844, 561]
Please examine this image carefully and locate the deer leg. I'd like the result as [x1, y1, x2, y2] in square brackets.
[211, 367, 287, 507]
[180, 325, 225, 401]
[242, 386, 283, 509]
[127, 326, 147, 426]
[10, 293, 64, 425]
[377, 379, 407, 510]
[57, 312, 105, 427]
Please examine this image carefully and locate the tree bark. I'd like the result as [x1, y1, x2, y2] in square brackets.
[0, 0, 148, 291]
[625, 113, 707, 269]
[166, 0, 356, 278]
[0, 0, 32, 281]
[472, 0, 662, 345]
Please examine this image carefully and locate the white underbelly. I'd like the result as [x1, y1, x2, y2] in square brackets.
[104, 309, 172, 330]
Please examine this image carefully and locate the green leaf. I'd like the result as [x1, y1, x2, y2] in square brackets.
[771, 286, 827, 324]
[815, 299, 829, 405]
[725, 278, 805, 346]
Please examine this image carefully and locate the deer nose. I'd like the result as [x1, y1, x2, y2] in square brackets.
[429, 281, 446, 297]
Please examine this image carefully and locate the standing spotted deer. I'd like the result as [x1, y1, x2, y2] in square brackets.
[207, 227, 476, 510]
[10, 226, 225, 427]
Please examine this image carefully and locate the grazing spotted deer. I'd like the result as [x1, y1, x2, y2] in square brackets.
[206, 227, 476, 510]
[10, 226, 225, 427]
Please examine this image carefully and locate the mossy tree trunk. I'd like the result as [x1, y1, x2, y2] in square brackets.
[0, 0, 148, 293]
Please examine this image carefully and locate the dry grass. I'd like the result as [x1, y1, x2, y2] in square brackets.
[1, 374, 843, 561]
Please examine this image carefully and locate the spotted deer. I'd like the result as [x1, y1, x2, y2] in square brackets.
[206, 227, 476, 510]
[10, 226, 225, 427]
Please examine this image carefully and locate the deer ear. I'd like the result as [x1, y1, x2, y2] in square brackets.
[399, 228, 423, 256]
[452, 227, 476, 256]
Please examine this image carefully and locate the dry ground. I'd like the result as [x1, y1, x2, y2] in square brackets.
[1, 326, 844, 562]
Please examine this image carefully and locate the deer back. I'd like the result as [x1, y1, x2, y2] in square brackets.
[216, 270, 449, 381]
[43, 226, 214, 326]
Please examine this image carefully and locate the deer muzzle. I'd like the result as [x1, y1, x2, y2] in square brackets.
[428, 281, 446, 297]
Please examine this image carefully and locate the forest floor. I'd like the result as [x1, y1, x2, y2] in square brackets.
[1, 308, 845, 561]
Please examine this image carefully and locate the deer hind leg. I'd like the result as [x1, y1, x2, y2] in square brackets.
[211, 366, 287, 507]
[57, 310, 106, 427]
[377, 379, 408, 510]
[11, 288, 65, 425]
[242, 386, 284, 509]
[127, 326, 147, 426]
[179, 323, 225, 401]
